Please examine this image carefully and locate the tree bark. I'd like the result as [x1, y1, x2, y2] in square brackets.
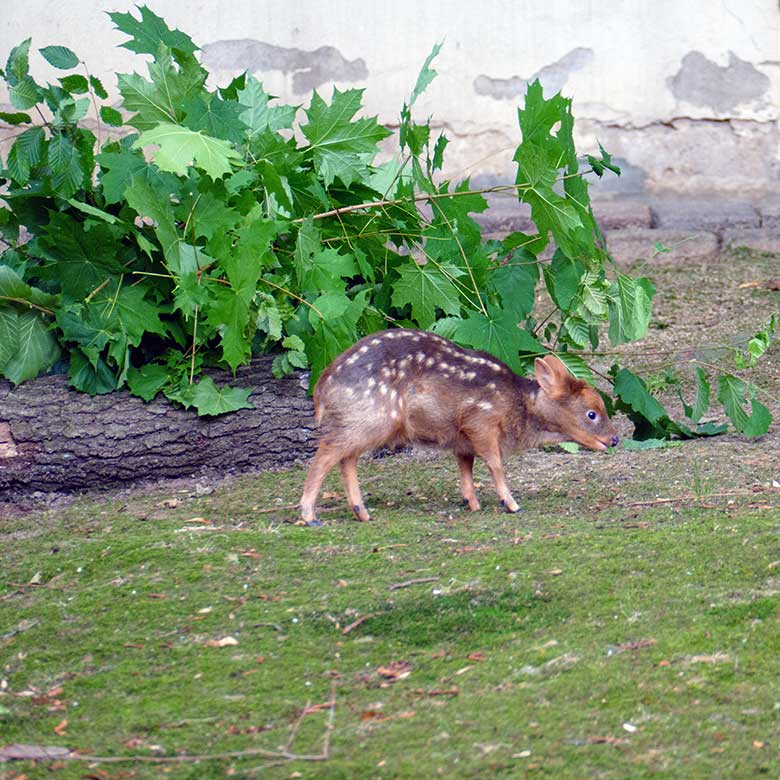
[0, 356, 317, 498]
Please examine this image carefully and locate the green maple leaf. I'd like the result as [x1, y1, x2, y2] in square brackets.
[424, 181, 487, 266]
[69, 349, 118, 395]
[488, 250, 539, 321]
[409, 41, 443, 107]
[58, 284, 167, 385]
[117, 71, 178, 130]
[169, 375, 253, 416]
[124, 177, 183, 270]
[183, 93, 245, 144]
[96, 146, 180, 204]
[134, 122, 241, 180]
[301, 87, 391, 187]
[184, 192, 243, 241]
[207, 219, 279, 371]
[391, 262, 462, 328]
[108, 6, 198, 58]
[117, 48, 206, 131]
[298, 247, 358, 294]
[127, 362, 170, 401]
[542, 251, 584, 313]
[293, 216, 321, 285]
[516, 144, 582, 257]
[37, 214, 127, 300]
[238, 76, 298, 136]
[454, 307, 543, 374]
[517, 80, 571, 147]
[305, 290, 368, 386]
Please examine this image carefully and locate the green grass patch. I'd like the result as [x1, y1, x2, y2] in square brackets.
[2, 455, 780, 778]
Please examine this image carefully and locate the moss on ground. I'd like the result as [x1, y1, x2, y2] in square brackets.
[2, 455, 780, 779]
[2, 246, 779, 778]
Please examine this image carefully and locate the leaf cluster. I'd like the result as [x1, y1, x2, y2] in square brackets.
[0, 6, 773, 434]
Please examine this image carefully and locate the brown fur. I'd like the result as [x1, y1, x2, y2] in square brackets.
[300, 329, 618, 522]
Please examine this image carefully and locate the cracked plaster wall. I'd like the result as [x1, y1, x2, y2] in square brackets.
[2, 0, 780, 194]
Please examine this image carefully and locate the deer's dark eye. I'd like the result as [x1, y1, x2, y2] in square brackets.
[587, 410, 598, 421]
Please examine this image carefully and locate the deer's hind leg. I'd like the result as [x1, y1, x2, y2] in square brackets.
[456, 453, 481, 511]
[339, 455, 371, 521]
[300, 441, 344, 524]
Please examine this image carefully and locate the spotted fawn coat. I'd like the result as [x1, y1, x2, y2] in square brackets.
[300, 329, 618, 523]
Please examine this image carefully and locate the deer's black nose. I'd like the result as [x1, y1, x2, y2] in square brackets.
[610, 435, 620, 447]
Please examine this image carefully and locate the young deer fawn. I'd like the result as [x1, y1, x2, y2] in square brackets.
[300, 329, 618, 523]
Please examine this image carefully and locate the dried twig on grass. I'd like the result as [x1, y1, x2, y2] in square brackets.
[0, 680, 338, 766]
[622, 486, 780, 508]
[388, 576, 440, 591]
[342, 614, 373, 635]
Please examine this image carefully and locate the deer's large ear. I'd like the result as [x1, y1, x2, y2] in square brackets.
[534, 354, 571, 398]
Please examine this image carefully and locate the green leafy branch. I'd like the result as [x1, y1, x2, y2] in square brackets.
[0, 5, 774, 436]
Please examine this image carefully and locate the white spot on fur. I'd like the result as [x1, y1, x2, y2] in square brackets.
[390, 409, 399, 420]
[478, 401, 493, 411]
[346, 353, 359, 365]
[487, 382, 496, 390]
[489, 362, 502, 372]
[344, 387, 354, 397]
[412, 335, 421, 342]
[465, 397, 475, 404]
[416, 352, 425, 362]
[425, 357, 435, 368]
[465, 371, 476, 381]
[390, 389, 397, 401]
[370, 338, 381, 345]
[399, 358, 409, 370]
[379, 384, 388, 395]
[368, 377, 376, 388]
[398, 370, 406, 380]
[359, 345, 368, 353]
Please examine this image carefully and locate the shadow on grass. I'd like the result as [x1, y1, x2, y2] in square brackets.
[312, 588, 567, 647]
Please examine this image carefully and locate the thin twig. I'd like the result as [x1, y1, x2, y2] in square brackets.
[0, 296, 55, 316]
[285, 699, 312, 751]
[298, 183, 531, 223]
[342, 614, 373, 635]
[622, 487, 779, 508]
[389, 576, 440, 591]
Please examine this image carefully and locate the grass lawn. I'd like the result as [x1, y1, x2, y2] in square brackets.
[2, 246, 779, 778]
[2, 447, 779, 779]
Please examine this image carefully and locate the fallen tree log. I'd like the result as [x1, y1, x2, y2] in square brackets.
[0, 356, 317, 498]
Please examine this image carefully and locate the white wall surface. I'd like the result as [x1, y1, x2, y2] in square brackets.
[2, 0, 779, 193]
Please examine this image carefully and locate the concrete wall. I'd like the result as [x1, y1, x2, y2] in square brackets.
[2, 0, 779, 195]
